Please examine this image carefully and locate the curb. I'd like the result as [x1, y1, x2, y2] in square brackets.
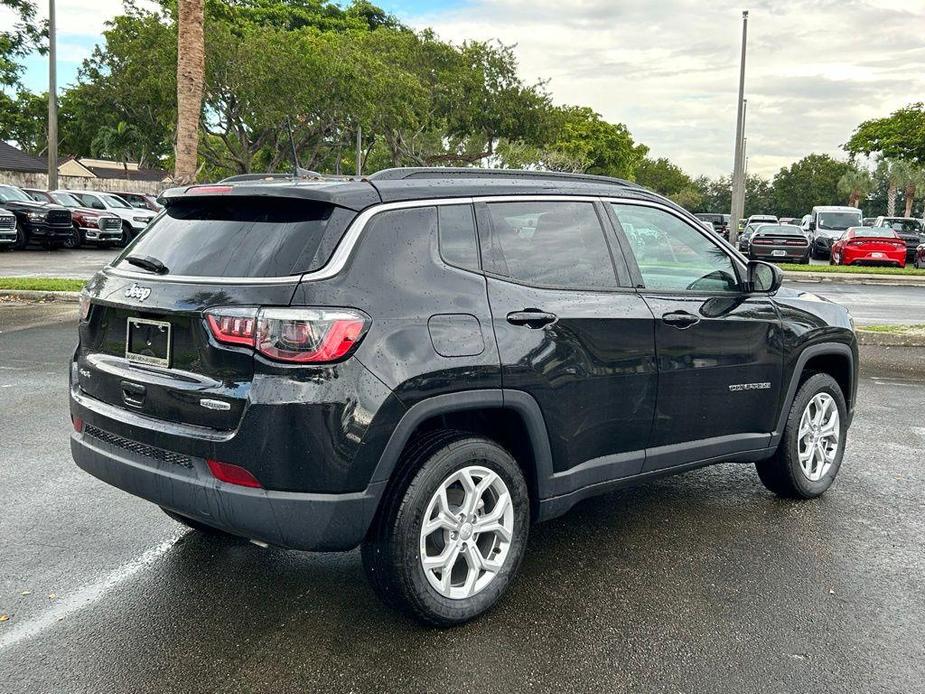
[0, 289, 81, 303]
[783, 271, 925, 287]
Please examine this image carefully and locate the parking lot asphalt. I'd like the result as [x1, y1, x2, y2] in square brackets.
[0, 302, 923, 693]
[1, 248, 923, 326]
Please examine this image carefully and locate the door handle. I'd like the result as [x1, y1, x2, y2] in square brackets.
[662, 311, 700, 329]
[506, 310, 557, 329]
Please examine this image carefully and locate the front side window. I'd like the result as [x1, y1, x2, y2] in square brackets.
[611, 204, 740, 293]
[481, 201, 618, 290]
[101, 194, 131, 209]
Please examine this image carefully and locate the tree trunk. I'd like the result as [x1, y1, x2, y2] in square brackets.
[849, 192, 859, 208]
[904, 183, 915, 217]
[175, 0, 205, 185]
[887, 183, 896, 216]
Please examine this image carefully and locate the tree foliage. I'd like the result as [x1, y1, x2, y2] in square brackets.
[772, 154, 852, 218]
[1, 0, 45, 87]
[845, 103, 925, 165]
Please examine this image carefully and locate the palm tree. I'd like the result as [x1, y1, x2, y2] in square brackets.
[175, 0, 205, 184]
[91, 122, 145, 173]
[837, 167, 873, 208]
[876, 159, 901, 216]
[892, 160, 925, 217]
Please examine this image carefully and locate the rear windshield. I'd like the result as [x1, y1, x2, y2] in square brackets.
[855, 228, 899, 238]
[114, 197, 350, 278]
[757, 224, 804, 236]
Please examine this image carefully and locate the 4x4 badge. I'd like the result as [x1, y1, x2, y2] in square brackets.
[125, 283, 152, 301]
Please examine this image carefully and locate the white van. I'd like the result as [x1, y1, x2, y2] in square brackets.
[803, 206, 863, 259]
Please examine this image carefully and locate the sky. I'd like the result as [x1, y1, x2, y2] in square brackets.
[7, 0, 925, 178]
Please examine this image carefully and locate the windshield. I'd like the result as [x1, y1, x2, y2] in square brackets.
[101, 194, 131, 209]
[882, 219, 924, 233]
[114, 197, 348, 278]
[50, 192, 82, 207]
[0, 185, 32, 203]
[818, 211, 861, 230]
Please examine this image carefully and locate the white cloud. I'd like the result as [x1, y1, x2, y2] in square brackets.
[407, 0, 925, 178]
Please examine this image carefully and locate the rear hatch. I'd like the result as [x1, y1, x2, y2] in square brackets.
[77, 195, 356, 431]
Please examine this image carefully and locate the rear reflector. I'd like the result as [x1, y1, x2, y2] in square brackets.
[207, 459, 263, 488]
[72, 415, 84, 433]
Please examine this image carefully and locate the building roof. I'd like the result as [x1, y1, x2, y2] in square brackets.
[160, 167, 664, 213]
[59, 157, 168, 182]
[0, 141, 46, 173]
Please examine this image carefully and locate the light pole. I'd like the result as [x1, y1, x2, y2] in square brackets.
[729, 10, 748, 243]
[47, 0, 58, 191]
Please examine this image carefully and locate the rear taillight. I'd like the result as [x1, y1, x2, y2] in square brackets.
[207, 459, 262, 488]
[204, 307, 369, 364]
[205, 308, 258, 347]
[78, 291, 91, 322]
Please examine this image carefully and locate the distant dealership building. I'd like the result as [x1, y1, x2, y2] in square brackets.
[0, 142, 168, 194]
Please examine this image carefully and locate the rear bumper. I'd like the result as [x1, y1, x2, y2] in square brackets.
[71, 429, 384, 551]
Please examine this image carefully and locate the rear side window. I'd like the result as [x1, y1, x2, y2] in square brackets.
[115, 198, 351, 278]
[438, 204, 479, 271]
[481, 201, 619, 290]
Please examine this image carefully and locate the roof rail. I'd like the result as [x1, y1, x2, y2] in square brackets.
[367, 167, 634, 187]
[220, 171, 324, 183]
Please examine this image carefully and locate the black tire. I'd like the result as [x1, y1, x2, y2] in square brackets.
[756, 373, 847, 499]
[161, 507, 234, 536]
[63, 226, 83, 249]
[362, 431, 530, 626]
[119, 222, 133, 248]
[13, 222, 27, 250]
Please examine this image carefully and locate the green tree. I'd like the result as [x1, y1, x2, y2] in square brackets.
[635, 157, 694, 196]
[0, 89, 47, 155]
[891, 159, 925, 218]
[845, 103, 925, 164]
[772, 154, 852, 217]
[837, 166, 874, 208]
[1, 0, 45, 87]
[91, 121, 146, 171]
[875, 159, 901, 216]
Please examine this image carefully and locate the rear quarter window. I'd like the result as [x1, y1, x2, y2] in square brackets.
[114, 197, 354, 278]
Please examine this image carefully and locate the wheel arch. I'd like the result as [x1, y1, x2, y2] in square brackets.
[368, 389, 555, 521]
[771, 343, 856, 448]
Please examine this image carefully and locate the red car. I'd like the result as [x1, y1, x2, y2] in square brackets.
[830, 227, 907, 268]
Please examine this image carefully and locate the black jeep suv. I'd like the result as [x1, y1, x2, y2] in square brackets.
[70, 168, 858, 625]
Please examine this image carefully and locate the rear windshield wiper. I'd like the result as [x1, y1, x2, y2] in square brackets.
[125, 255, 169, 275]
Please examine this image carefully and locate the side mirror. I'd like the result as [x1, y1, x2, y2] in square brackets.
[808, 221, 816, 231]
[747, 260, 783, 294]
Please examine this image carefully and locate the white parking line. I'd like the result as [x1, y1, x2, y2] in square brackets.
[0, 531, 184, 651]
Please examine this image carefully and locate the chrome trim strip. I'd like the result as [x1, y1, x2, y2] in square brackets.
[101, 193, 744, 285]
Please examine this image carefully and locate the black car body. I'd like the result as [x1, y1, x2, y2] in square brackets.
[694, 213, 730, 236]
[0, 184, 73, 248]
[747, 224, 810, 264]
[70, 168, 859, 624]
[873, 217, 925, 261]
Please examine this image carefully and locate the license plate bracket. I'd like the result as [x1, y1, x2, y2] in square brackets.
[125, 317, 172, 367]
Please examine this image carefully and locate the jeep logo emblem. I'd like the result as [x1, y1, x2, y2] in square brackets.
[125, 283, 152, 301]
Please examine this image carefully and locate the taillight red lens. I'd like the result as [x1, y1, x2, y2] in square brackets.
[256, 308, 368, 363]
[72, 415, 84, 433]
[78, 291, 91, 322]
[205, 307, 369, 364]
[206, 459, 262, 488]
[205, 309, 258, 346]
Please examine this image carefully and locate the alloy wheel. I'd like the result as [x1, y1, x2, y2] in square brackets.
[797, 393, 840, 482]
[419, 465, 514, 600]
